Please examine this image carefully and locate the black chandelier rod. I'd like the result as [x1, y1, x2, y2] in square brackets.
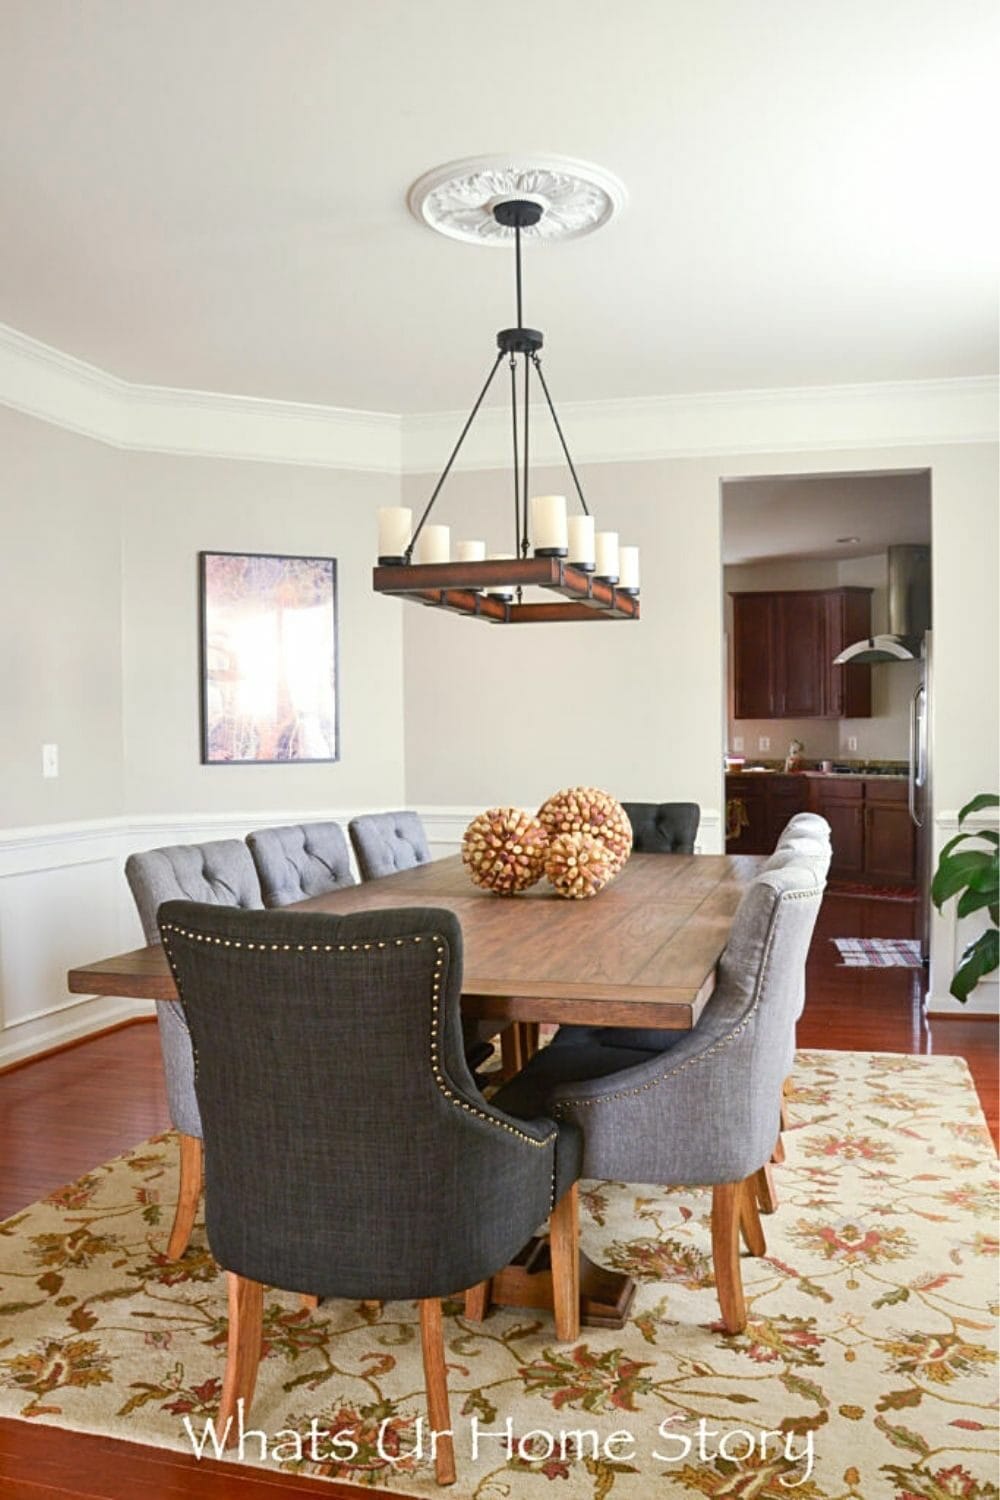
[530, 352, 590, 518]
[509, 356, 520, 559]
[406, 349, 505, 561]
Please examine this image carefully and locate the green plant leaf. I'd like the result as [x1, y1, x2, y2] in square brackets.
[958, 792, 999, 824]
[951, 929, 1000, 1002]
[957, 886, 998, 919]
[932, 849, 994, 909]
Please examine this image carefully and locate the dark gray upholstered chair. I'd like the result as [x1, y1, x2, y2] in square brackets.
[492, 861, 824, 1333]
[246, 821, 355, 907]
[124, 841, 263, 1258]
[348, 810, 431, 880]
[622, 801, 700, 854]
[158, 902, 582, 1485]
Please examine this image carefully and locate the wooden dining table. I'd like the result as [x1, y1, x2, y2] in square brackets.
[67, 850, 762, 1327]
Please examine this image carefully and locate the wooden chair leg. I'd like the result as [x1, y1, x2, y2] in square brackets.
[771, 1129, 786, 1164]
[739, 1177, 767, 1256]
[167, 1133, 203, 1260]
[300, 1294, 319, 1311]
[219, 1272, 264, 1445]
[549, 1182, 580, 1342]
[711, 1183, 747, 1334]
[499, 1024, 523, 1082]
[419, 1299, 456, 1486]
[753, 1161, 779, 1214]
[521, 1022, 540, 1059]
[464, 1280, 491, 1321]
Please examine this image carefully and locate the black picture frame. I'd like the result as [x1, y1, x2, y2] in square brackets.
[199, 550, 340, 765]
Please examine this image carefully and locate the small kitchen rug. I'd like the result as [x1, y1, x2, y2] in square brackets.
[833, 938, 924, 968]
[0, 1052, 997, 1499]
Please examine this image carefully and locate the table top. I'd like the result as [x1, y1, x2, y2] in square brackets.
[67, 852, 762, 1031]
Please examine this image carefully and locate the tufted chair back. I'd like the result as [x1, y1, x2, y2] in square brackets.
[349, 810, 431, 881]
[157, 901, 580, 1300]
[621, 801, 700, 854]
[124, 840, 263, 1138]
[246, 822, 355, 908]
[540, 862, 824, 1187]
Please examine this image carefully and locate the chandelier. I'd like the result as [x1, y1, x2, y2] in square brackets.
[373, 160, 639, 625]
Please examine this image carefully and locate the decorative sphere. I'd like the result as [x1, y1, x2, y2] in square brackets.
[462, 807, 549, 895]
[538, 786, 633, 874]
[545, 831, 614, 899]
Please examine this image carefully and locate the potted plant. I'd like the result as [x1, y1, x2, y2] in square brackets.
[931, 793, 999, 1001]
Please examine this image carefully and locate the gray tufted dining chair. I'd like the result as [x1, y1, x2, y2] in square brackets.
[491, 861, 824, 1333]
[348, 810, 431, 880]
[158, 901, 583, 1486]
[246, 821, 355, 907]
[124, 840, 263, 1258]
[621, 801, 700, 854]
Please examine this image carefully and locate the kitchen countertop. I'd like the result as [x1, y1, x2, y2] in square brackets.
[726, 768, 908, 781]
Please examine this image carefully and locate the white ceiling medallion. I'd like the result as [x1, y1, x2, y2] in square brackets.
[407, 154, 627, 246]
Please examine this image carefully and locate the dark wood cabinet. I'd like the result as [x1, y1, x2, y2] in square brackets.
[731, 594, 776, 720]
[863, 782, 917, 884]
[731, 588, 872, 720]
[811, 779, 865, 876]
[725, 773, 918, 885]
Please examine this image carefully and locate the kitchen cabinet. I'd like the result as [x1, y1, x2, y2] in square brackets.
[810, 779, 865, 876]
[731, 588, 873, 720]
[724, 773, 918, 885]
[724, 774, 808, 853]
[863, 782, 917, 884]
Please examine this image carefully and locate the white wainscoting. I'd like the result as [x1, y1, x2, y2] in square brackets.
[925, 809, 999, 1018]
[0, 802, 722, 1067]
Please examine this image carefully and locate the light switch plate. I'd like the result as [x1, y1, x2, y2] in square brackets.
[758, 736, 771, 752]
[847, 736, 858, 752]
[732, 736, 744, 752]
[42, 743, 59, 778]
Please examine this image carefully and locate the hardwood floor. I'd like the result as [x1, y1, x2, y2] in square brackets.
[0, 892, 995, 1498]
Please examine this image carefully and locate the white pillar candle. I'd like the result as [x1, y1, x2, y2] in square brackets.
[377, 506, 412, 560]
[486, 552, 515, 598]
[619, 546, 640, 591]
[413, 523, 450, 564]
[594, 531, 619, 580]
[455, 539, 486, 562]
[568, 514, 595, 569]
[530, 494, 568, 553]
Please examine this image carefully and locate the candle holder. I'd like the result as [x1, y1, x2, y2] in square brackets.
[377, 554, 410, 567]
[570, 558, 596, 573]
[594, 573, 620, 586]
[533, 546, 569, 558]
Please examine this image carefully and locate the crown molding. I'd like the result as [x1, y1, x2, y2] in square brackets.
[401, 376, 1000, 472]
[1, 321, 995, 475]
[0, 324, 402, 473]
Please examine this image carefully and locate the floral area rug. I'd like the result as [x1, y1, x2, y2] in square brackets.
[0, 1051, 997, 1500]
[833, 939, 925, 968]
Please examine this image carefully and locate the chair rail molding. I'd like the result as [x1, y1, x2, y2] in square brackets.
[0, 805, 722, 1064]
[2, 322, 996, 474]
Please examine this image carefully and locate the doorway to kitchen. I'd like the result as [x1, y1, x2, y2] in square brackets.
[720, 469, 932, 943]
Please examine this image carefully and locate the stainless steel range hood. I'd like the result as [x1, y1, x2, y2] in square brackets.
[834, 544, 931, 665]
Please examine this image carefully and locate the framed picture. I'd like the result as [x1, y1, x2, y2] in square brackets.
[199, 551, 340, 764]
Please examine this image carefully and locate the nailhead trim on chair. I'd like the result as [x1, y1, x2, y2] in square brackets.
[549, 886, 818, 1115]
[160, 922, 555, 1156]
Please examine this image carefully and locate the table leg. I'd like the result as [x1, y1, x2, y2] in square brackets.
[483, 1236, 636, 1330]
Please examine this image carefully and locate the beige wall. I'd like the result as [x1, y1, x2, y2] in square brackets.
[401, 458, 726, 826]
[724, 551, 922, 762]
[403, 443, 998, 860]
[121, 451, 405, 815]
[0, 406, 124, 827]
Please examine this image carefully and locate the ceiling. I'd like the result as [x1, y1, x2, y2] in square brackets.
[1, 1, 997, 413]
[721, 470, 931, 564]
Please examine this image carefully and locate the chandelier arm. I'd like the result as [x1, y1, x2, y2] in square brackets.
[521, 354, 531, 557]
[407, 350, 505, 560]
[509, 356, 521, 556]
[529, 353, 590, 517]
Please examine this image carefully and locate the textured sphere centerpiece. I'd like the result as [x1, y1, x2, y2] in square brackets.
[462, 807, 549, 895]
[544, 830, 615, 900]
[538, 786, 633, 876]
